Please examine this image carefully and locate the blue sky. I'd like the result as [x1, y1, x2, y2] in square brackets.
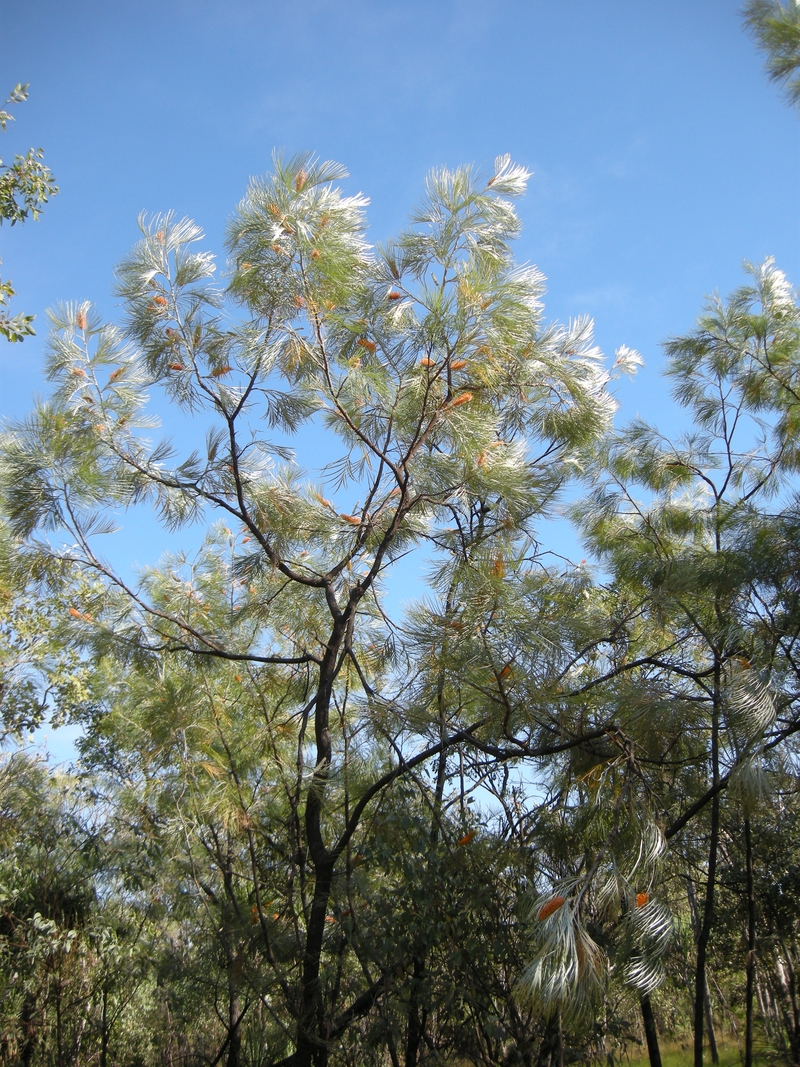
[3, 0, 798, 431]
[2, 0, 799, 755]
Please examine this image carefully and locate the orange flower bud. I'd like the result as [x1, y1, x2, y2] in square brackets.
[211, 365, 233, 377]
[450, 359, 468, 371]
[108, 367, 125, 383]
[448, 391, 473, 408]
[636, 892, 649, 908]
[419, 357, 435, 367]
[69, 607, 82, 619]
[153, 295, 168, 306]
[457, 830, 478, 847]
[388, 291, 402, 300]
[357, 338, 377, 352]
[537, 896, 566, 921]
[168, 363, 184, 371]
[294, 169, 308, 192]
[76, 310, 87, 330]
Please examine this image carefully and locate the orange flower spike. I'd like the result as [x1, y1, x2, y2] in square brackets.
[450, 359, 468, 371]
[636, 892, 649, 908]
[152, 295, 168, 306]
[68, 607, 82, 619]
[293, 294, 306, 308]
[419, 356, 435, 367]
[449, 391, 474, 408]
[357, 338, 377, 352]
[457, 829, 478, 847]
[250, 905, 259, 925]
[498, 663, 513, 681]
[294, 169, 308, 192]
[76, 310, 87, 330]
[168, 363, 185, 371]
[387, 291, 402, 300]
[537, 896, 566, 921]
[211, 365, 233, 378]
[341, 514, 361, 525]
[311, 248, 321, 260]
[108, 367, 125, 383]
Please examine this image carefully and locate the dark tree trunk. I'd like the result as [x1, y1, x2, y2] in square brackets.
[693, 691, 721, 1067]
[293, 860, 335, 1067]
[404, 956, 426, 1067]
[227, 978, 242, 1067]
[640, 992, 662, 1067]
[744, 815, 756, 1067]
[100, 982, 109, 1067]
[18, 994, 38, 1067]
[536, 1017, 559, 1067]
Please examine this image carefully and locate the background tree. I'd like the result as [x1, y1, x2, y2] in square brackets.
[745, 0, 800, 110]
[575, 257, 800, 1067]
[0, 84, 58, 343]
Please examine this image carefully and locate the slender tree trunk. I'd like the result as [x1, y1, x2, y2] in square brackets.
[292, 615, 348, 1067]
[744, 815, 756, 1067]
[536, 1017, 559, 1067]
[404, 957, 426, 1067]
[56, 973, 64, 1067]
[18, 994, 37, 1067]
[694, 691, 721, 1067]
[640, 993, 662, 1067]
[705, 987, 719, 1065]
[691, 746, 725, 1062]
[404, 669, 448, 1067]
[228, 967, 242, 1067]
[100, 981, 109, 1067]
[294, 860, 335, 1067]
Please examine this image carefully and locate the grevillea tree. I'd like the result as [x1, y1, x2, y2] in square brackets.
[0, 153, 636, 1065]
